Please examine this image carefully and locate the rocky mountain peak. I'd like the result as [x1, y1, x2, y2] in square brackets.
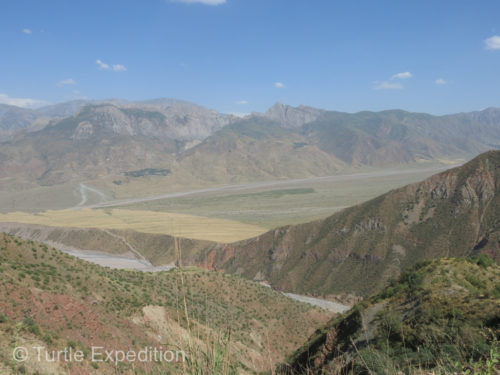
[264, 102, 324, 129]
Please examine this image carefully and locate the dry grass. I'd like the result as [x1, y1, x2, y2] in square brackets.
[0, 208, 267, 243]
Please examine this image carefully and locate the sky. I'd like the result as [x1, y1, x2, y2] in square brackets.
[1, 0, 500, 115]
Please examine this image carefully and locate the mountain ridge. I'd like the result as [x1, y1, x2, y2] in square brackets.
[192, 150, 500, 297]
[1, 100, 500, 197]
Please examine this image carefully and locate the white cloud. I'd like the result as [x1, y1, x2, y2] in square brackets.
[274, 82, 286, 88]
[172, 0, 226, 5]
[0, 93, 48, 108]
[96, 59, 126, 72]
[112, 64, 127, 72]
[57, 78, 76, 87]
[484, 35, 500, 50]
[236, 100, 248, 105]
[22, 28, 32, 34]
[391, 71, 412, 80]
[96, 59, 110, 69]
[228, 112, 249, 118]
[373, 81, 403, 90]
[435, 78, 446, 85]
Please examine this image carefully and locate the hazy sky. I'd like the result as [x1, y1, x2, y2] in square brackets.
[2, 0, 500, 114]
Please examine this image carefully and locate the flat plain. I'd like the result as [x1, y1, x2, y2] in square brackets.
[0, 164, 456, 243]
[117, 164, 453, 229]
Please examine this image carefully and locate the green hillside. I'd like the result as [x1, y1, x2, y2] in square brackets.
[278, 257, 500, 374]
[0, 233, 331, 374]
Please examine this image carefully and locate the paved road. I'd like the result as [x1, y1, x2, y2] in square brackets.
[79, 165, 457, 210]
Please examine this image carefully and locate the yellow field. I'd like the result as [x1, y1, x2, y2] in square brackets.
[0, 208, 267, 243]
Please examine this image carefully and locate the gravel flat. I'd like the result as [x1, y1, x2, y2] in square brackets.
[284, 293, 350, 313]
[61, 248, 175, 272]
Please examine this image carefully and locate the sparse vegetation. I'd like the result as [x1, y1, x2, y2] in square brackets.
[0, 233, 329, 374]
[124, 168, 171, 178]
[280, 258, 500, 374]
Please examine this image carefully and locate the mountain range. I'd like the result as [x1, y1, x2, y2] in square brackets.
[1, 100, 500, 194]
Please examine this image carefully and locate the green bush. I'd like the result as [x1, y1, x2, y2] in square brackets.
[400, 269, 425, 293]
[469, 253, 494, 269]
[493, 284, 500, 299]
[23, 317, 41, 335]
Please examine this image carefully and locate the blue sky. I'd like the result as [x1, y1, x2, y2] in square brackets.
[1, 0, 499, 114]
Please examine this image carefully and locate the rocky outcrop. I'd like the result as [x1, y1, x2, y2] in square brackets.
[262, 102, 324, 129]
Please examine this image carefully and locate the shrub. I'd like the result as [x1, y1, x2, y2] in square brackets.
[400, 270, 425, 293]
[493, 284, 500, 299]
[469, 254, 494, 269]
[23, 317, 41, 335]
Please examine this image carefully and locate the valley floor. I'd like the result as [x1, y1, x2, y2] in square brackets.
[0, 164, 455, 235]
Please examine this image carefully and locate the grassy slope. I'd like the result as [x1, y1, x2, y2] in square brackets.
[279, 257, 500, 374]
[0, 233, 331, 374]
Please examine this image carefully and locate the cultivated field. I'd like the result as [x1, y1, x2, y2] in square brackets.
[0, 208, 266, 243]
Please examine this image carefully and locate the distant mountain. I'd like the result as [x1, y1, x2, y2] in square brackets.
[279, 257, 500, 374]
[0, 101, 100, 141]
[44, 102, 234, 141]
[298, 108, 500, 165]
[1, 100, 500, 193]
[171, 104, 500, 188]
[35, 99, 96, 118]
[0, 104, 46, 140]
[0, 102, 236, 189]
[0, 98, 234, 142]
[174, 116, 348, 185]
[197, 151, 500, 297]
[262, 102, 325, 129]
